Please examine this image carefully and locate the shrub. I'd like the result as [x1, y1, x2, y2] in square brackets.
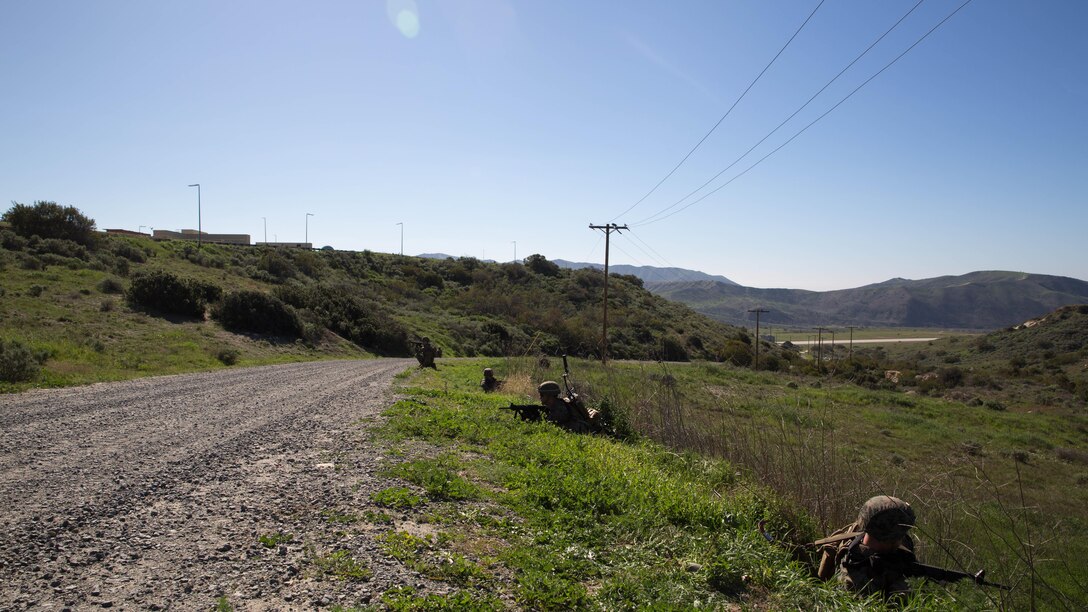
[2, 201, 98, 247]
[97, 277, 125, 294]
[33, 238, 89, 260]
[257, 250, 297, 281]
[27, 285, 44, 297]
[0, 339, 48, 382]
[216, 347, 241, 366]
[0, 229, 28, 251]
[110, 239, 147, 263]
[126, 270, 221, 318]
[213, 290, 303, 337]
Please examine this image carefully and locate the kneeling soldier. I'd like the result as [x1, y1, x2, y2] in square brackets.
[816, 495, 917, 599]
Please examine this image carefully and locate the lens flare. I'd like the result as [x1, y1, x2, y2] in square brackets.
[387, 0, 420, 39]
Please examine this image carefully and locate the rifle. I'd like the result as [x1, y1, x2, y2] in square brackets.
[503, 403, 543, 423]
[561, 354, 578, 401]
[848, 546, 1011, 591]
[904, 562, 1011, 590]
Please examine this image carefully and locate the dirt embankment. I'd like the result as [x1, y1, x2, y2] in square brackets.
[0, 359, 440, 611]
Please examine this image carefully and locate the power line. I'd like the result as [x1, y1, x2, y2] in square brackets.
[633, 0, 974, 228]
[630, 0, 929, 227]
[609, 0, 828, 223]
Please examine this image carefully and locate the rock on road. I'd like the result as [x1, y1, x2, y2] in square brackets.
[0, 359, 436, 611]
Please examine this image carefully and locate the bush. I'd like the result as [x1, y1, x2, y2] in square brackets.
[0, 229, 28, 251]
[216, 347, 241, 366]
[126, 270, 221, 318]
[98, 277, 125, 294]
[33, 238, 89, 260]
[525, 254, 561, 277]
[110, 239, 147, 263]
[27, 285, 44, 297]
[214, 290, 303, 337]
[2, 201, 98, 247]
[0, 339, 48, 382]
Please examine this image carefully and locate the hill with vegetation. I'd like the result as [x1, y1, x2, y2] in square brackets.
[0, 201, 791, 391]
[650, 271, 1088, 329]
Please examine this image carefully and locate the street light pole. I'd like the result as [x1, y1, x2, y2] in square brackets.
[396, 222, 403, 256]
[262, 217, 267, 243]
[305, 213, 314, 247]
[512, 241, 517, 263]
[187, 184, 201, 248]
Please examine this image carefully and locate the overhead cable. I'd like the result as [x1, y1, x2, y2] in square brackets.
[633, 0, 974, 227]
[609, 0, 827, 223]
[631, 0, 929, 226]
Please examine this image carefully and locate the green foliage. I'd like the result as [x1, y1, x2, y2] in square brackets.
[258, 532, 293, 548]
[371, 486, 424, 510]
[213, 290, 303, 337]
[380, 586, 503, 611]
[0, 338, 49, 382]
[524, 254, 560, 276]
[310, 549, 372, 581]
[97, 277, 125, 294]
[216, 347, 241, 365]
[395, 457, 479, 501]
[2, 200, 98, 247]
[275, 283, 409, 355]
[126, 269, 221, 318]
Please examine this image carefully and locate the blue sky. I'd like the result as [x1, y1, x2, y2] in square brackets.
[3, 0, 1085, 290]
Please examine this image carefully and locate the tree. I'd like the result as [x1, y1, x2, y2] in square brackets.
[2, 201, 98, 247]
[525, 254, 560, 277]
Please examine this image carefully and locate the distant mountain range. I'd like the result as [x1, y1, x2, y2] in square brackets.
[649, 271, 1088, 330]
[417, 254, 1088, 330]
[418, 254, 738, 285]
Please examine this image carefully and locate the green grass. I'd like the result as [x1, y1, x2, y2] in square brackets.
[377, 359, 1086, 610]
[361, 363, 1002, 610]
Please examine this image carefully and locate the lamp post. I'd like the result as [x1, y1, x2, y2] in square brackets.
[262, 217, 267, 243]
[512, 241, 517, 263]
[187, 183, 201, 248]
[396, 222, 403, 256]
[305, 213, 314, 247]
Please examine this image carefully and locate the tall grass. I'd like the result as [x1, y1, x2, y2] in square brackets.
[550, 357, 1087, 610]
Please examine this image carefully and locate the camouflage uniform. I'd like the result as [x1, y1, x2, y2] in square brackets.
[816, 496, 917, 599]
[480, 368, 502, 392]
[538, 381, 590, 433]
[414, 338, 437, 369]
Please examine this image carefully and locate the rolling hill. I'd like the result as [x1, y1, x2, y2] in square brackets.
[649, 271, 1088, 330]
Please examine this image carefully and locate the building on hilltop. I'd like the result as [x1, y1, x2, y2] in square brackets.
[152, 229, 251, 246]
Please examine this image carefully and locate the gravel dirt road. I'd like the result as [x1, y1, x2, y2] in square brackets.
[0, 359, 439, 611]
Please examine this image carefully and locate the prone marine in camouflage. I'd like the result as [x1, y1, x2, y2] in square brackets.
[536, 380, 591, 433]
[816, 496, 917, 599]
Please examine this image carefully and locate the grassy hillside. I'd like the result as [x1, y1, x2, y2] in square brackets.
[651, 271, 1088, 329]
[359, 361, 1008, 610]
[0, 204, 791, 390]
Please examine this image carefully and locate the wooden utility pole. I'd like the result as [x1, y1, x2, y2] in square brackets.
[589, 223, 628, 363]
[847, 326, 856, 360]
[748, 308, 768, 369]
[815, 326, 829, 372]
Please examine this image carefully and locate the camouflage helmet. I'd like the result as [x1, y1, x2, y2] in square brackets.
[537, 381, 562, 395]
[483, 368, 494, 375]
[858, 496, 915, 541]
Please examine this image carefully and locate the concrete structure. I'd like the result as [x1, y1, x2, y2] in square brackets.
[255, 242, 313, 249]
[153, 229, 250, 246]
[104, 229, 151, 238]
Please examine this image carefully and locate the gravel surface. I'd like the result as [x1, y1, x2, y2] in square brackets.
[0, 359, 442, 611]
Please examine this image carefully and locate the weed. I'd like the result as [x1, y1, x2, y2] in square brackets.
[214, 596, 233, 611]
[380, 586, 503, 611]
[310, 548, 371, 581]
[258, 532, 293, 548]
[396, 457, 478, 501]
[371, 486, 424, 510]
